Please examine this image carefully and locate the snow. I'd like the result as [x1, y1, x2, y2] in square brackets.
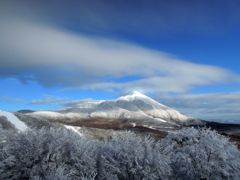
[27, 92, 192, 127]
[75, 100, 103, 108]
[118, 91, 158, 104]
[29, 111, 62, 118]
[142, 125, 157, 130]
[118, 91, 147, 101]
[117, 91, 189, 122]
[64, 125, 83, 136]
[154, 118, 167, 123]
[132, 123, 136, 127]
[118, 91, 167, 106]
[29, 111, 88, 119]
[0, 110, 28, 131]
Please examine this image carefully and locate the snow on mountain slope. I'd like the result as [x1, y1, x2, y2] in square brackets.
[27, 91, 192, 127]
[116, 91, 190, 122]
[118, 91, 167, 108]
[29, 111, 89, 120]
[0, 110, 28, 131]
[78, 91, 190, 123]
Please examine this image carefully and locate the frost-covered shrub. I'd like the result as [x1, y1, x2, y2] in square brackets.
[0, 129, 171, 180]
[1, 127, 240, 180]
[0, 116, 17, 131]
[161, 127, 240, 180]
[98, 132, 171, 180]
[0, 128, 98, 179]
[0, 116, 17, 144]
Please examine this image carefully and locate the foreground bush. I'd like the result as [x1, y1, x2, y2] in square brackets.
[161, 128, 240, 179]
[0, 127, 240, 179]
[0, 128, 98, 179]
[98, 132, 171, 179]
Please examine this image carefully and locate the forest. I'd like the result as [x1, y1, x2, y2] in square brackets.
[1, 127, 240, 180]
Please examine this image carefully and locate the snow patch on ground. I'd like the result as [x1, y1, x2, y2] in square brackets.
[0, 110, 28, 131]
[132, 123, 136, 127]
[64, 125, 83, 136]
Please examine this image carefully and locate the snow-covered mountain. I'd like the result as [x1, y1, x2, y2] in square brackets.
[2, 92, 240, 141]
[27, 91, 198, 130]
[0, 92, 201, 139]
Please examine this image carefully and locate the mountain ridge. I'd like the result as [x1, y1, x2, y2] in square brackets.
[1, 92, 240, 146]
[24, 91, 200, 130]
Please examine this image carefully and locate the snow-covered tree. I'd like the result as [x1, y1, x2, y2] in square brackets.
[161, 127, 240, 180]
[0, 128, 99, 179]
[98, 132, 171, 179]
[1, 127, 240, 180]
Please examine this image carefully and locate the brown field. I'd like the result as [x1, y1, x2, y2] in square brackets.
[55, 117, 240, 147]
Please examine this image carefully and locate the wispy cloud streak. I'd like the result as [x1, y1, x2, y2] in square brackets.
[158, 93, 240, 123]
[0, 17, 239, 93]
[28, 96, 70, 105]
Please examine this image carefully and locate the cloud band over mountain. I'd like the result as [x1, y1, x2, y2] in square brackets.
[1, 0, 240, 122]
[0, 17, 239, 94]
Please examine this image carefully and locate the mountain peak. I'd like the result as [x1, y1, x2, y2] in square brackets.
[28, 91, 193, 126]
[118, 91, 149, 100]
[118, 91, 163, 106]
[132, 91, 146, 97]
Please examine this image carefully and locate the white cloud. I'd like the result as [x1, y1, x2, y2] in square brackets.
[0, 17, 239, 93]
[0, 97, 23, 102]
[157, 93, 240, 123]
[29, 96, 70, 105]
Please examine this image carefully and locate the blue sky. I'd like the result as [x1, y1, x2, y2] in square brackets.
[0, 0, 240, 122]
